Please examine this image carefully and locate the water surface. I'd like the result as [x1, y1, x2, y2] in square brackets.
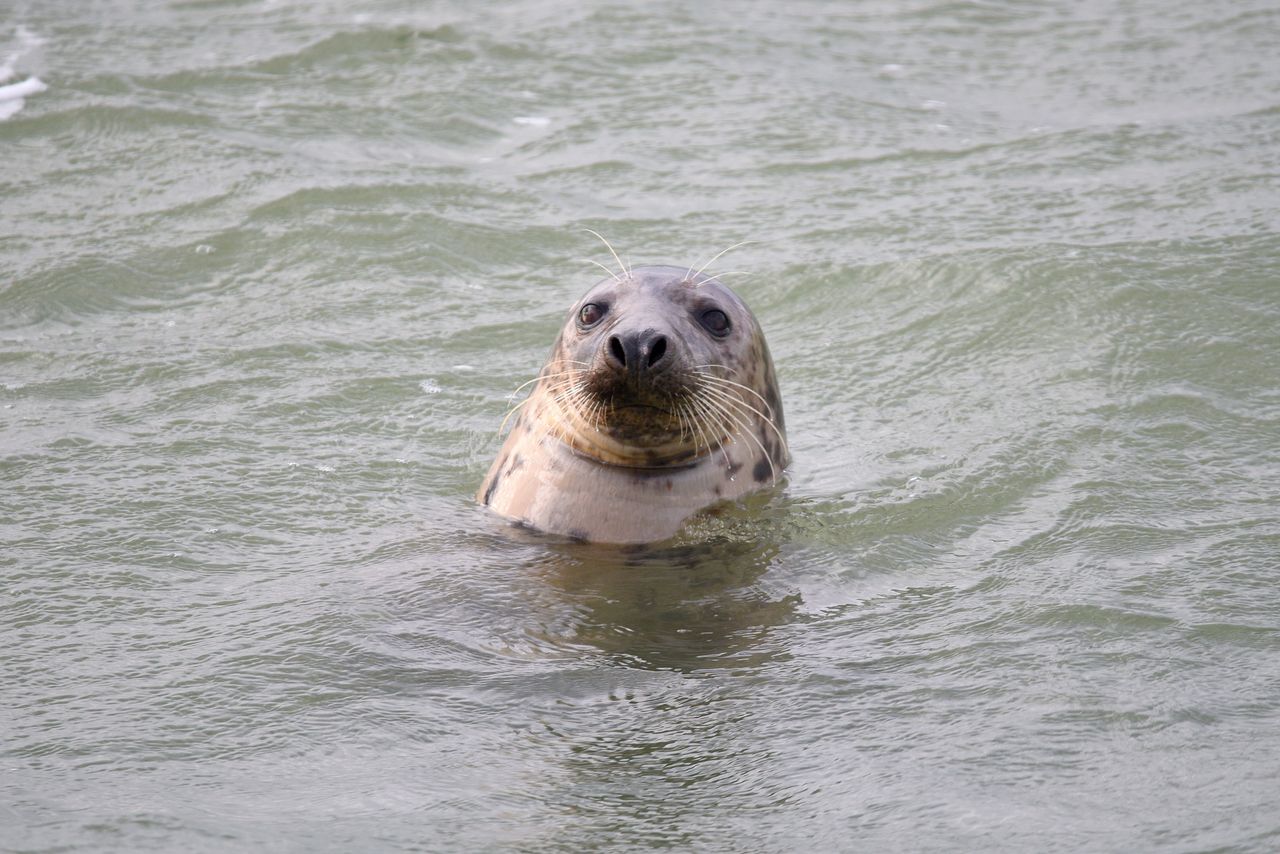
[3, 1, 1279, 851]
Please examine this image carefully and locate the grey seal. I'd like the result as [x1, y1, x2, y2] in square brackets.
[478, 264, 788, 544]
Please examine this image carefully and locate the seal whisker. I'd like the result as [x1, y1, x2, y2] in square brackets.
[576, 387, 603, 432]
[547, 360, 593, 373]
[701, 381, 778, 430]
[690, 241, 754, 283]
[699, 387, 781, 443]
[545, 379, 577, 416]
[584, 228, 631, 282]
[546, 389, 578, 446]
[680, 396, 701, 453]
[672, 395, 690, 447]
[511, 368, 581, 397]
[686, 403, 704, 452]
[693, 367, 779, 417]
[680, 398, 704, 454]
[584, 258, 622, 282]
[535, 376, 602, 453]
[698, 392, 777, 481]
[679, 393, 716, 455]
[497, 396, 534, 437]
[501, 377, 576, 432]
[682, 400, 706, 455]
[670, 397, 688, 445]
[697, 379, 787, 447]
[570, 385, 615, 445]
[562, 383, 585, 414]
[685, 391, 730, 459]
[589, 396, 607, 431]
[697, 398, 728, 457]
[689, 389, 730, 437]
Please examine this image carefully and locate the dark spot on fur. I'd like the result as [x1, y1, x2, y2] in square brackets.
[713, 484, 722, 497]
[568, 528, 589, 543]
[725, 460, 742, 477]
[627, 466, 673, 482]
[753, 457, 772, 483]
[763, 382, 784, 428]
[482, 472, 502, 505]
[664, 478, 673, 491]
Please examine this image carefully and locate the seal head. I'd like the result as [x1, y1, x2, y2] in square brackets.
[478, 265, 788, 544]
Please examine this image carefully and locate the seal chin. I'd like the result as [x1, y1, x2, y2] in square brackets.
[612, 402, 673, 418]
[557, 391, 708, 468]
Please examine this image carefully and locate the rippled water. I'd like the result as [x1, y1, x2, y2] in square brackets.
[3, 1, 1279, 850]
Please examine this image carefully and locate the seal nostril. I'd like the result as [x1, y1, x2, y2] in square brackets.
[647, 335, 667, 368]
[609, 336, 626, 367]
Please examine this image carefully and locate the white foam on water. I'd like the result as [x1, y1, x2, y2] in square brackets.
[0, 77, 44, 99]
[0, 26, 46, 120]
[0, 88, 36, 120]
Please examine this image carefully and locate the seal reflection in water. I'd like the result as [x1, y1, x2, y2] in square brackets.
[478, 264, 788, 544]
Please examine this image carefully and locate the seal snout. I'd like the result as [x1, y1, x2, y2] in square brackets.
[605, 328, 670, 376]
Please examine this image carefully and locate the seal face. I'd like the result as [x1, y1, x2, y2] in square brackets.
[478, 265, 788, 544]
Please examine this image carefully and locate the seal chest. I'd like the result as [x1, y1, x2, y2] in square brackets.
[478, 265, 788, 544]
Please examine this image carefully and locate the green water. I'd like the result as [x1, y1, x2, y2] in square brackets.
[3, 1, 1279, 851]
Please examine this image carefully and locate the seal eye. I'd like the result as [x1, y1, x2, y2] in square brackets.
[700, 308, 731, 337]
[579, 302, 606, 328]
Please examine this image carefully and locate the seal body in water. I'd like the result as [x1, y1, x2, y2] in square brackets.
[478, 264, 788, 544]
